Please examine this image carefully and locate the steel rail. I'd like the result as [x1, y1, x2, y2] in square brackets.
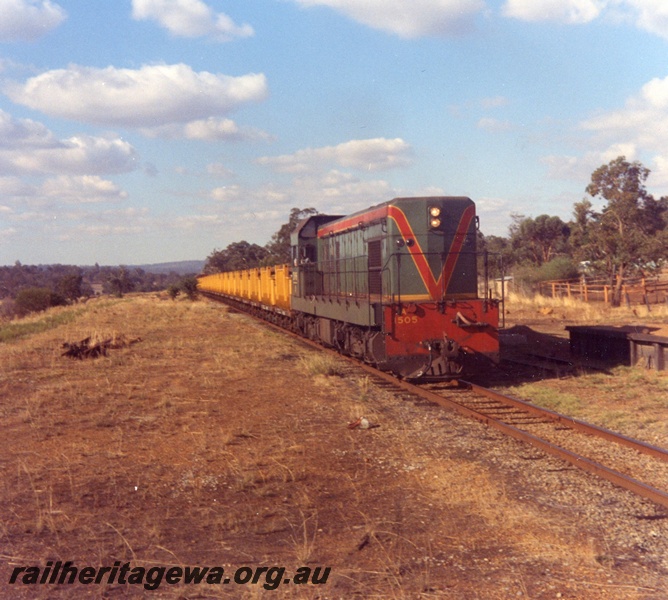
[460, 380, 668, 463]
[202, 295, 668, 510]
[351, 362, 668, 510]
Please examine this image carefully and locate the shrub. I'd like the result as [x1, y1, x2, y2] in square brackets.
[14, 287, 66, 317]
[538, 257, 580, 281]
[167, 284, 181, 300]
[180, 276, 199, 300]
[512, 257, 580, 293]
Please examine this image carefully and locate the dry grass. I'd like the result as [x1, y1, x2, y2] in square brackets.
[503, 366, 668, 446]
[500, 291, 668, 445]
[298, 353, 347, 378]
[0, 295, 664, 599]
[505, 290, 668, 326]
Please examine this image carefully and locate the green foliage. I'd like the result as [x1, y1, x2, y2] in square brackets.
[56, 273, 84, 301]
[180, 276, 199, 300]
[104, 267, 136, 298]
[509, 213, 570, 266]
[0, 263, 190, 301]
[582, 156, 668, 305]
[537, 257, 579, 281]
[264, 207, 319, 265]
[478, 233, 514, 278]
[204, 241, 269, 273]
[203, 207, 321, 273]
[167, 285, 180, 300]
[512, 258, 579, 292]
[14, 287, 66, 317]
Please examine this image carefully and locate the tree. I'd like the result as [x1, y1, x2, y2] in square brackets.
[204, 241, 269, 274]
[264, 207, 319, 265]
[56, 272, 83, 301]
[509, 214, 570, 266]
[569, 198, 595, 263]
[582, 156, 668, 305]
[477, 233, 514, 279]
[105, 267, 135, 298]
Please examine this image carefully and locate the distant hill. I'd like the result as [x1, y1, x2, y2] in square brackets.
[132, 260, 205, 275]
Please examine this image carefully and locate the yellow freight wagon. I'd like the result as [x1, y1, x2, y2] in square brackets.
[198, 266, 292, 312]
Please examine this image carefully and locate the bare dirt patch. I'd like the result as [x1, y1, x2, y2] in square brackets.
[0, 295, 666, 599]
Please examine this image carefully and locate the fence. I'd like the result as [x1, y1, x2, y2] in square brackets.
[538, 277, 668, 306]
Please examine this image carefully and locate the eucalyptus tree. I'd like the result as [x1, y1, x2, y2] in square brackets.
[580, 156, 667, 305]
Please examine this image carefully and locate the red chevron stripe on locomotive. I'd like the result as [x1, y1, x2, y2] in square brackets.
[317, 203, 476, 300]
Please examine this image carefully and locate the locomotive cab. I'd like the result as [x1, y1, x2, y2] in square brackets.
[290, 214, 342, 299]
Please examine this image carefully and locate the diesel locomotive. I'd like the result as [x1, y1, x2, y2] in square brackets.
[198, 196, 499, 380]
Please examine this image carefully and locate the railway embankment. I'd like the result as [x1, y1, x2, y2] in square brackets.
[0, 294, 666, 599]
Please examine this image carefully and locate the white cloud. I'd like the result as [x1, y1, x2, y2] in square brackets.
[541, 75, 668, 192]
[0, 227, 17, 243]
[142, 117, 271, 141]
[290, 0, 485, 38]
[581, 76, 668, 151]
[0, 0, 66, 42]
[41, 175, 128, 203]
[0, 175, 34, 197]
[293, 171, 393, 211]
[649, 154, 668, 188]
[256, 138, 413, 174]
[0, 111, 138, 176]
[0, 173, 131, 243]
[132, 0, 253, 41]
[502, 0, 668, 39]
[623, 0, 668, 40]
[4, 63, 268, 128]
[477, 117, 512, 133]
[1, 136, 138, 176]
[0, 109, 58, 149]
[210, 185, 242, 203]
[208, 172, 396, 234]
[543, 139, 642, 181]
[541, 153, 606, 182]
[502, 0, 605, 24]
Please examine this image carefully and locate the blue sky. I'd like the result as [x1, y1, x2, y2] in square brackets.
[1, 0, 668, 266]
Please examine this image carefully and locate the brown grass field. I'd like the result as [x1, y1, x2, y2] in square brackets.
[1, 293, 667, 599]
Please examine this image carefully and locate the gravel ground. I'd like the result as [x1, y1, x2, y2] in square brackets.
[337, 360, 668, 598]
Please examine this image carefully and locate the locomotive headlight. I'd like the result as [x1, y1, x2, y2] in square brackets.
[430, 217, 441, 228]
[429, 206, 441, 217]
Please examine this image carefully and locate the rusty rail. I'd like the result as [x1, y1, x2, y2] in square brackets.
[203, 295, 668, 510]
[355, 362, 668, 510]
[461, 380, 668, 462]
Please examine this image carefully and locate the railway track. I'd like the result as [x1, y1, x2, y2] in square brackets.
[355, 362, 668, 511]
[208, 297, 668, 511]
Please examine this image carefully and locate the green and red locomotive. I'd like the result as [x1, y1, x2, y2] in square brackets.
[198, 196, 499, 380]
